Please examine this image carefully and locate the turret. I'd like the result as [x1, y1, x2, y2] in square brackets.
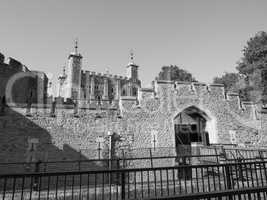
[57, 66, 67, 97]
[0, 53, 4, 63]
[125, 50, 141, 96]
[126, 50, 139, 81]
[64, 40, 83, 100]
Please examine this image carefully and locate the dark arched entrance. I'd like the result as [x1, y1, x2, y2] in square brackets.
[174, 106, 210, 150]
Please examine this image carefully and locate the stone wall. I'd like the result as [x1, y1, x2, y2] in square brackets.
[0, 79, 265, 173]
[1, 107, 117, 155]
[119, 80, 262, 149]
[0, 105, 127, 173]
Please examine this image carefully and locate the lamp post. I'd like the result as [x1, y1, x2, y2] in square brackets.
[151, 130, 157, 150]
[107, 131, 113, 185]
[107, 131, 113, 169]
[153, 134, 156, 150]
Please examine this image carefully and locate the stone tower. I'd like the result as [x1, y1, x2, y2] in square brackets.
[126, 50, 140, 96]
[57, 66, 67, 97]
[64, 40, 83, 100]
[126, 50, 139, 81]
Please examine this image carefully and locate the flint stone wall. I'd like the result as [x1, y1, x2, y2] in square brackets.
[0, 80, 265, 172]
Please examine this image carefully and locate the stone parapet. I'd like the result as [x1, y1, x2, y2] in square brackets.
[227, 92, 241, 110]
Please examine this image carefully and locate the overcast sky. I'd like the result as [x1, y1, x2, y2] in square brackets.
[1, 0, 267, 87]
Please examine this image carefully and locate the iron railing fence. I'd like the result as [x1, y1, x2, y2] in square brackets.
[2, 145, 267, 174]
[0, 154, 221, 174]
[146, 186, 267, 200]
[1, 161, 267, 200]
[6, 145, 262, 164]
[199, 145, 267, 158]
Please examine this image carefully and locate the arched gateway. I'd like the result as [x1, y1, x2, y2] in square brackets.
[174, 106, 215, 151]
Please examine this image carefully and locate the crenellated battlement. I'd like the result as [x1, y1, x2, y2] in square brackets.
[59, 44, 141, 101]
[0, 52, 30, 72]
[138, 88, 155, 101]
[226, 92, 239, 100]
[153, 80, 226, 98]
[226, 92, 241, 110]
[135, 80, 257, 120]
[83, 70, 129, 80]
[241, 100, 256, 111]
[8, 78, 258, 121]
[152, 80, 226, 98]
[191, 82, 207, 93]
[208, 83, 225, 98]
[6, 95, 120, 118]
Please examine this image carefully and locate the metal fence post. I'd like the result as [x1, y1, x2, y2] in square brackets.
[149, 148, 153, 168]
[259, 150, 263, 160]
[108, 132, 113, 170]
[214, 147, 219, 163]
[97, 142, 101, 159]
[117, 158, 120, 169]
[237, 158, 243, 181]
[44, 151, 48, 172]
[78, 149, 81, 171]
[121, 171, 125, 200]
[122, 149, 126, 168]
[33, 160, 41, 191]
[220, 146, 228, 162]
[262, 160, 267, 198]
[224, 164, 233, 200]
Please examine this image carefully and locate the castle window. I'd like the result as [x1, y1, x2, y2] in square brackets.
[97, 96, 101, 105]
[133, 87, 137, 96]
[122, 90, 126, 96]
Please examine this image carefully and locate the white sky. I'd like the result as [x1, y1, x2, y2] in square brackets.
[1, 0, 267, 87]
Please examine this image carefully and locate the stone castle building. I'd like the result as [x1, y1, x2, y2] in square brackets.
[1, 46, 267, 173]
[0, 52, 48, 105]
[57, 42, 141, 106]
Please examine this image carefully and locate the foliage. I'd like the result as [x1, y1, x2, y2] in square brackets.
[157, 65, 197, 82]
[213, 72, 249, 100]
[213, 72, 241, 92]
[237, 31, 267, 76]
[214, 31, 267, 103]
[236, 31, 267, 102]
